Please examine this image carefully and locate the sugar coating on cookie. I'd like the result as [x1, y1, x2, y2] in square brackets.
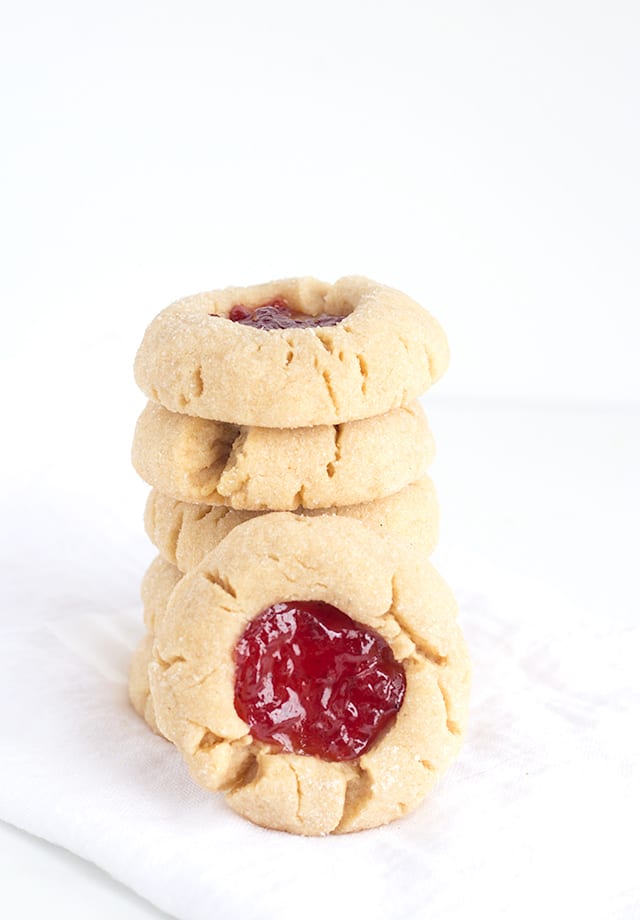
[146, 513, 470, 836]
[134, 276, 449, 427]
[132, 400, 434, 511]
[144, 477, 440, 573]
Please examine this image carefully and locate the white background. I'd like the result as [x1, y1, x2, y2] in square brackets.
[2, 0, 639, 404]
[1, 1, 638, 917]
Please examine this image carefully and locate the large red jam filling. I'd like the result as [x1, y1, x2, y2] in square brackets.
[224, 299, 344, 330]
[233, 601, 406, 762]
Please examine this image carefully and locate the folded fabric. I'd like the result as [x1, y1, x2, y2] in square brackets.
[0, 551, 636, 920]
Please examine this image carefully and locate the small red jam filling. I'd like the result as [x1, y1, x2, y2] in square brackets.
[233, 601, 406, 762]
[223, 299, 343, 330]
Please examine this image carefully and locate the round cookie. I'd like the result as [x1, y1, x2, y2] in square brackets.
[145, 477, 440, 573]
[132, 400, 434, 511]
[147, 513, 470, 836]
[134, 276, 449, 428]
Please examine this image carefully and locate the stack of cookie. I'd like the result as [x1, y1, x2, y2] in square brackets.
[129, 276, 471, 836]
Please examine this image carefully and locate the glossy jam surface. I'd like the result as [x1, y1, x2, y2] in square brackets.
[226, 299, 344, 330]
[233, 601, 406, 762]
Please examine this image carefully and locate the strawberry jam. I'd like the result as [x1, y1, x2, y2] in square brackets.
[225, 299, 343, 330]
[233, 601, 406, 761]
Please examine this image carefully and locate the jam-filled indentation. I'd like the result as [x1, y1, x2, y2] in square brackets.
[212, 299, 344, 330]
[233, 601, 406, 762]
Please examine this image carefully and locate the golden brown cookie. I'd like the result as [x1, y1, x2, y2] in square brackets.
[147, 513, 470, 836]
[134, 276, 449, 427]
[132, 400, 434, 511]
[144, 477, 440, 573]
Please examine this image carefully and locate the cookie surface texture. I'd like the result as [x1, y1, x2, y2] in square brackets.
[129, 632, 162, 736]
[148, 513, 470, 836]
[130, 557, 185, 734]
[131, 556, 191, 736]
[140, 553, 182, 632]
[134, 276, 449, 427]
[145, 477, 440, 573]
[132, 400, 434, 510]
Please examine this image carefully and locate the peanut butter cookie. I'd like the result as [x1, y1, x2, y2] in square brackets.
[134, 276, 449, 427]
[132, 402, 435, 511]
[132, 400, 434, 511]
[146, 513, 470, 835]
[144, 477, 440, 572]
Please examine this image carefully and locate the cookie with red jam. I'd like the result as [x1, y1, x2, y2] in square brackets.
[134, 276, 449, 427]
[143, 477, 440, 574]
[145, 513, 470, 836]
[132, 400, 434, 511]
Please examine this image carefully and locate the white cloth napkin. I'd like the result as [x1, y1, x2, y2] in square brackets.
[1, 544, 636, 920]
